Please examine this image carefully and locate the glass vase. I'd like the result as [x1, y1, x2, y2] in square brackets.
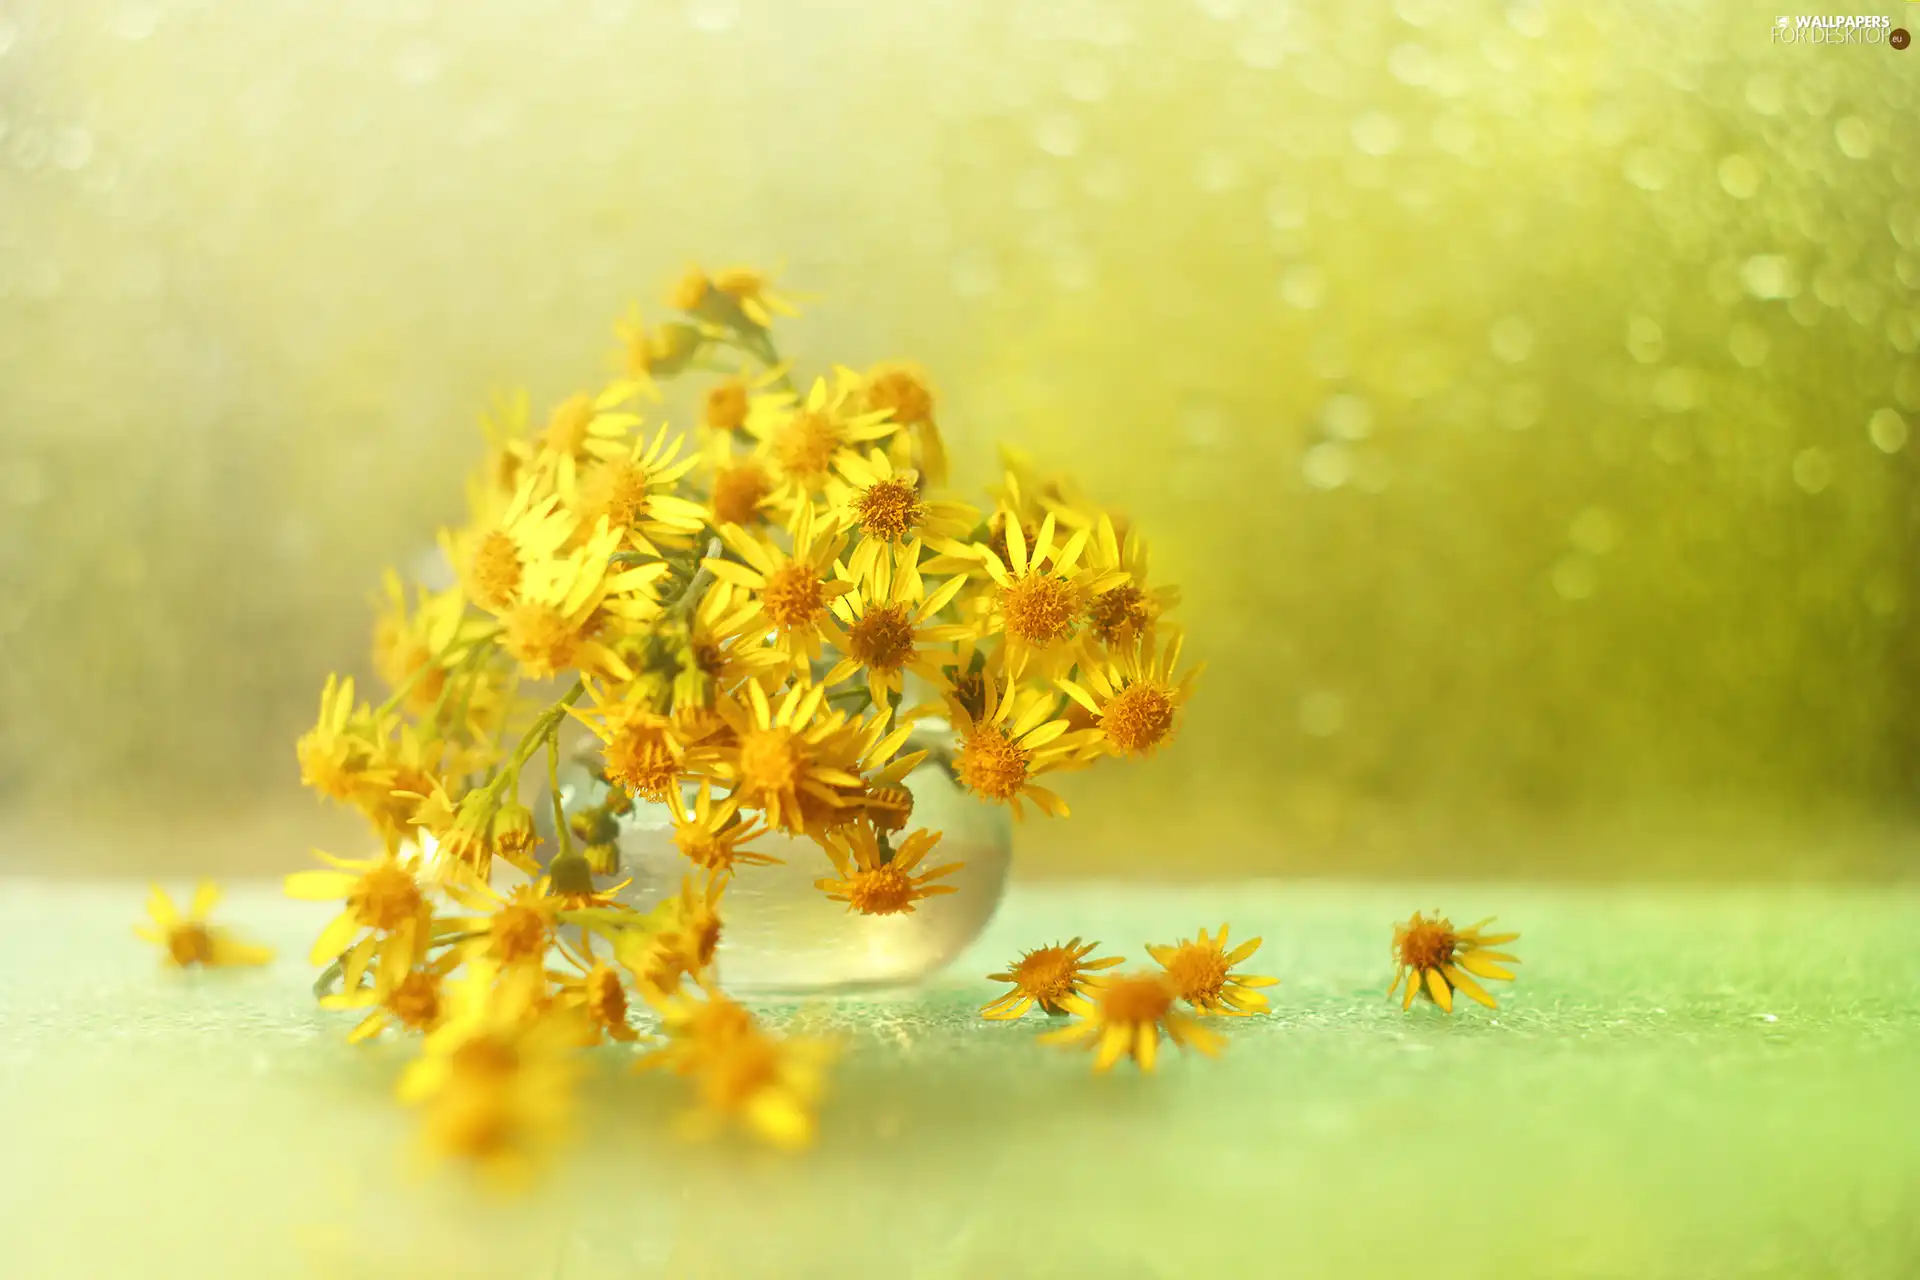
[542, 719, 1013, 994]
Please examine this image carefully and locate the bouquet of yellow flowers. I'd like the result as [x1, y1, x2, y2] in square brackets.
[279, 264, 1203, 1182]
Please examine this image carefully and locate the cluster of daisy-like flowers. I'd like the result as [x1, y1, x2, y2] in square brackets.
[131, 265, 1524, 1186]
[977, 911, 1523, 1074]
[252, 265, 1199, 1183]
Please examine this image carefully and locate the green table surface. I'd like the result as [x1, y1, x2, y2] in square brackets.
[3, 880, 1918, 1278]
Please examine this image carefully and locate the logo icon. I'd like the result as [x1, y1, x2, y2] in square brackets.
[1895, 27, 1912, 49]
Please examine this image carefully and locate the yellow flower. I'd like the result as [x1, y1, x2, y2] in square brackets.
[1080, 516, 1181, 647]
[548, 937, 641, 1044]
[370, 571, 470, 716]
[558, 423, 707, 558]
[319, 948, 461, 1044]
[403, 781, 502, 881]
[705, 679, 863, 834]
[495, 520, 666, 681]
[634, 987, 756, 1076]
[980, 937, 1121, 1020]
[667, 265, 715, 313]
[294, 675, 389, 804]
[443, 879, 563, 970]
[1390, 912, 1521, 1013]
[568, 679, 707, 805]
[1057, 628, 1203, 760]
[712, 264, 802, 329]
[826, 448, 977, 588]
[668, 581, 787, 709]
[284, 848, 435, 990]
[439, 474, 577, 614]
[667, 779, 779, 872]
[1147, 924, 1278, 1016]
[746, 372, 898, 498]
[615, 874, 727, 999]
[821, 544, 970, 710]
[863, 361, 950, 486]
[356, 725, 455, 853]
[699, 363, 794, 436]
[535, 383, 645, 494]
[943, 668, 1093, 820]
[814, 821, 962, 916]
[638, 990, 834, 1150]
[977, 511, 1130, 681]
[1038, 971, 1225, 1073]
[397, 961, 584, 1190]
[135, 882, 274, 969]
[704, 500, 855, 673]
[699, 449, 780, 531]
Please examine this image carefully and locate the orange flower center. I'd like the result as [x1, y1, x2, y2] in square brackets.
[577, 459, 651, 532]
[711, 462, 770, 526]
[845, 866, 918, 915]
[469, 530, 523, 610]
[1161, 944, 1227, 1003]
[675, 827, 728, 870]
[350, 863, 423, 932]
[586, 966, 628, 1029]
[167, 923, 215, 967]
[846, 603, 916, 670]
[866, 368, 933, 425]
[775, 410, 839, 480]
[1000, 574, 1080, 648]
[605, 724, 680, 801]
[544, 393, 596, 456]
[1010, 946, 1082, 1004]
[955, 725, 1029, 801]
[1396, 918, 1458, 971]
[388, 970, 444, 1029]
[705, 378, 750, 432]
[854, 480, 923, 541]
[1087, 584, 1151, 643]
[738, 727, 803, 795]
[1100, 974, 1176, 1024]
[761, 563, 826, 630]
[491, 901, 551, 964]
[1102, 682, 1176, 755]
[503, 603, 579, 677]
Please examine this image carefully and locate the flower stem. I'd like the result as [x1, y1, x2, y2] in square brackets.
[548, 732, 573, 861]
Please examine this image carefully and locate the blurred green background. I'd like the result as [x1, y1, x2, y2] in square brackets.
[2, 0, 1916, 879]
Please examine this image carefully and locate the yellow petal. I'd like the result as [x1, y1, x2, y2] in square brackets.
[1443, 964, 1498, 1009]
[146, 885, 179, 928]
[1458, 953, 1515, 982]
[284, 870, 357, 901]
[208, 934, 274, 967]
[307, 911, 361, 967]
[1134, 1023, 1158, 1072]
[189, 880, 222, 921]
[1425, 968, 1454, 1013]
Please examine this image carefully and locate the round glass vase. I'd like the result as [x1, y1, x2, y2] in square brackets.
[545, 720, 1013, 995]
